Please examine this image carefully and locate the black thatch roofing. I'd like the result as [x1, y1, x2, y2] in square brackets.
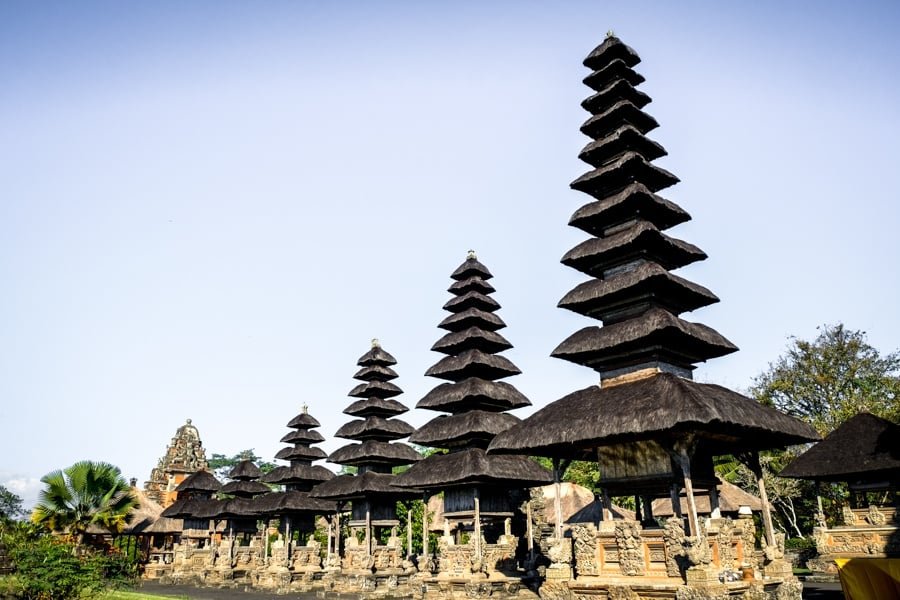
[328, 440, 422, 467]
[581, 78, 650, 113]
[226, 460, 261, 481]
[438, 308, 505, 332]
[487, 373, 819, 459]
[394, 448, 552, 490]
[580, 100, 658, 139]
[353, 365, 399, 382]
[579, 124, 666, 167]
[343, 397, 409, 417]
[431, 327, 513, 356]
[334, 416, 414, 441]
[551, 308, 737, 374]
[357, 345, 397, 367]
[286, 411, 321, 429]
[260, 464, 334, 485]
[409, 411, 521, 448]
[583, 36, 640, 70]
[219, 479, 271, 498]
[571, 151, 679, 197]
[779, 412, 900, 483]
[160, 497, 204, 519]
[280, 428, 326, 444]
[451, 256, 493, 281]
[274, 445, 328, 462]
[568, 183, 689, 236]
[204, 497, 257, 519]
[443, 291, 501, 314]
[174, 470, 221, 493]
[449, 276, 495, 296]
[416, 378, 531, 413]
[425, 349, 522, 382]
[558, 262, 718, 323]
[310, 471, 419, 501]
[347, 380, 403, 400]
[252, 491, 336, 515]
[583, 59, 645, 91]
[561, 222, 706, 276]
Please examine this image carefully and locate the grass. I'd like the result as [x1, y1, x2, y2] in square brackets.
[99, 591, 189, 600]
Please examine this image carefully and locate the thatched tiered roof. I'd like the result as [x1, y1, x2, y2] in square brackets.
[395, 253, 552, 492]
[220, 460, 270, 498]
[311, 341, 420, 502]
[159, 470, 221, 519]
[779, 412, 900, 485]
[255, 405, 337, 517]
[489, 36, 818, 465]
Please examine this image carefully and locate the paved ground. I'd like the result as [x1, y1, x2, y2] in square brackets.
[138, 580, 845, 599]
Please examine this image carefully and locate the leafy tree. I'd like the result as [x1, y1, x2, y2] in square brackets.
[31, 461, 137, 542]
[751, 323, 900, 435]
[0, 485, 24, 521]
[208, 449, 276, 481]
[531, 457, 599, 490]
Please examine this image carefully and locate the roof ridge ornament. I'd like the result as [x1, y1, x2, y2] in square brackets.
[467, 249, 477, 260]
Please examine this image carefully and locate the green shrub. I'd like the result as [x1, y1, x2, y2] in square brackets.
[783, 536, 816, 552]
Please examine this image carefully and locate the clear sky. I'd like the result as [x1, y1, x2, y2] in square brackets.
[2, 1, 899, 509]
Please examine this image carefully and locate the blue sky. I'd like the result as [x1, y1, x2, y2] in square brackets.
[2, 1, 899, 508]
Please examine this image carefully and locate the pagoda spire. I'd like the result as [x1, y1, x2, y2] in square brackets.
[552, 35, 737, 381]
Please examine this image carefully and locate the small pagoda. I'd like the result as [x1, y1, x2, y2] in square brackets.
[159, 469, 222, 583]
[310, 340, 421, 581]
[255, 404, 337, 590]
[394, 252, 552, 586]
[145, 419, 210, 507]
[488, 35, 818, 599]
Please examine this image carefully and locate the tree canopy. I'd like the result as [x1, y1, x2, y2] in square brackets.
[207, 449, 276, 481]
[751, 323, 900, 435]
[31, 461, 137, 540]
[0, 484, 24, 521]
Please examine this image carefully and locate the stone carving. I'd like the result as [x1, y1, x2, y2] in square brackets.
[675, 587, 728, 600]
[663, 516, 686, 578]
[614, 521, 644, 576]
[608, 585, 641, 600]
[715, 519, 735, 570]
[741, 584, 770, 600]
[774, 579, 802, 600]
[538, 581, 571, 600]
[841, 505, 857, 526]
[144, 419, 210, 506]
[571, 524, 598, 577]
[546, 537, 572, 567]
[866, 505, 887, 526]
[683, 536, 710, 568]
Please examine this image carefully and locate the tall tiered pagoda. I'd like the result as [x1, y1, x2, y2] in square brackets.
[145, 419, 210, 507]
[311, 341, 420, 558]
[395, 252, 551, 568]
[488, 35, 817, 597]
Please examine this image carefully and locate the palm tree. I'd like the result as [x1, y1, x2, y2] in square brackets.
[31, 461, 137, 543]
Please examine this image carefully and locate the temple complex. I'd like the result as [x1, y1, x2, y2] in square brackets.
[488, 35, 819, 599]
[311, 340, 422, 593]
[145, 419, 210, 507]
[395, 253, 552, 598]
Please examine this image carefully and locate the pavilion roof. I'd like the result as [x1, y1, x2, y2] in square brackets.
[779, 412, 900, 483]
[174, 469, 221, 494]
[252, 490, 336, 516]
[394, 448, 552, 490]
[310, 471, 418, 501]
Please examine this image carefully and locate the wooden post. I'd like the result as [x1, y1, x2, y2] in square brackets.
[709, 485, 721, 518]
[642, 495, 653, 522]
[601, 488, 613, 522]
[670, 483, 683, 519]
[741, 452, 775, 547]
[673, 441, 700, 538]
[552, 458, 563, 538]
[285, 517, 291, 554]
[422, 493, 429, 558]
[263, 518, 270, 560]
[634, 495, 643, 522]
[526, 500, 534, 552]
[407, 508, 413, 557]
[365, 501, 372, 556]
[473, 487, 482, 560]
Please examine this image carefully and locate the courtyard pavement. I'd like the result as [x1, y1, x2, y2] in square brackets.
[137, 580, 845, 599]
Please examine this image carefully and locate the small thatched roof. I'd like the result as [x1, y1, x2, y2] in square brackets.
[280, 428, 326, 444]
[438, 308, 505, 333]
[190, 497, 256, 519]
[651, 479, 761, 517]
[328, 440, 421, 467]
[488, 373, 819, 459]
[119, 488, 183, 534]
[310, 471, 418, 501]
[779, 412, 900, 483]
[416, 378, 531, 414]
[335, 416, 414, 441]
[562, 221, 705, 277]
[219, 479, 270, 498]
[568, 182, 688, 236]
[274, 445, 328, 462]
[443, 291, 501, 314]
[260, 464, 334, 485]
[174, 470, 221, 493]
[353, 365, 399, 382]
[552, 308, 737, 373]
[558, 262, 718, 322]
[286, 411, 321, 429]
[579, 124, 666, 168]
[227, 460, 262, 481]
[580, 100, 657, 140]
[451, 256, 493, 281]
[425, 349, 521, 382]
[394, 448, 552, 490]
[343, 397, 409, 417]
[536, 483, 634, 525]
[581, 78, 650, 114]
[160, 496, 202, 519]
[356, 345, 397, 366]
[252, 491, 337, 516]
[409, 411, 520, 448]
[348, 380, 403, 399]
[583, 58, 645, 91]
[448, 276, 495, 296]
[432, 327, 513, 355]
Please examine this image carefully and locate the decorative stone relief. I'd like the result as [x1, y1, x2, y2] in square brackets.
[607, 585, 640, 600]
[675, 586, 728, 600]
[841, 506, 857, 526]
[663, 517, 686, 578]
[715, 519, 735, 570]
[614, 521, 644, 576]
[571, 524, 598, 577]
[866, 505, 887, 526]
[538, 581, 571, 600]
[774, 579, 802, 600]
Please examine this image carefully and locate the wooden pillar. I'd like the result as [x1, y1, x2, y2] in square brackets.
[526, 500, 534, 552]
[601, 488, 613, 521]
[263, 519, 270, 560]
[473, 487, 482, 560]
[552, 458, 563, 538]
[642, 495, 653, 522]
[673, 443, 700, 537]
[670, 483, 683, 519]
[284, 517, 291, 554]
[422, 493, 429, 558]
[709, 486, 721, 518]
[742, 451, 776, 547]
[407, 508, 413, 557]
[634, 495, 643, 522]
[365, 500, 372, 556]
